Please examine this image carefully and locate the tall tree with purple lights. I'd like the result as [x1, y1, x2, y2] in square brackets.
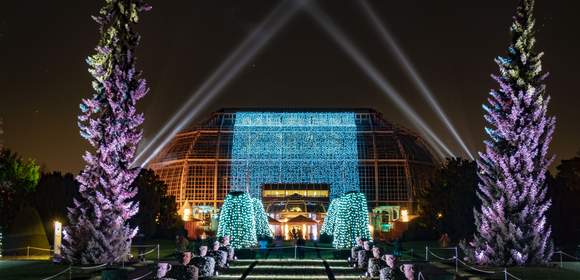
[62, 0, 151, 264]
[462, 0, 555, 266]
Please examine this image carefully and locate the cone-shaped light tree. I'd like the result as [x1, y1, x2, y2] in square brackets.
[320, 198, 338, 236]
[332, 192, 371, 248]
[252, 198, 272, 239]
[62, 0, 151, 264]
[217, 192, 257, 248]
[321, 192, 371, 248]
[462, 0, 555, 266]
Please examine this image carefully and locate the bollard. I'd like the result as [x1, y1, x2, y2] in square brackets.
[425, 245, 429, 262]
[294, 245, 297, 259]
[157, 244, 160, 262]
[27, 246, 30, 257]
[560, 251, 563, 268]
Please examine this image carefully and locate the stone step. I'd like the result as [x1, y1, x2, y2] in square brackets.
[249, 259, 329, 265]
[324, 261, 353, 268]
[327, 261, 368, 278]
[216, 258, 369, 280]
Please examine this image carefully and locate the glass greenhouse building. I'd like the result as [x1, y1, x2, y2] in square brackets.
[148, 108, 437, 239]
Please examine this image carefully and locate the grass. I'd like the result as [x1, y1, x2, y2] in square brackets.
[130, 238, 176, 261]
[472, 265, 580, 280]
[0, 239, 175, 280]
[0, 260, 146, 280]
[0, 260, 96, 280]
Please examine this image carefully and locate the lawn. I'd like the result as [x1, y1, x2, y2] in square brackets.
[470, 265, 580, 280]
[0, 260, 95, 280]
[130, 238, 176, 261]
[0, 239, 175, 280]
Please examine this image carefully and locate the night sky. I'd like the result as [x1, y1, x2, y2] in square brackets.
[0, 0, 578, 173]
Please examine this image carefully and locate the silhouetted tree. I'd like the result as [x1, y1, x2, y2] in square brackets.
[416, 158, 478, 242]
[549, 152, 580, 249]
[33, 172, 79, 244]
[130, 169, 164, 239]
[157, 194, 181, 239]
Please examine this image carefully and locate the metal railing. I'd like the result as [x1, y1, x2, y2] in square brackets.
[425, 246, 524, 280]
[0, 244, 160, 280]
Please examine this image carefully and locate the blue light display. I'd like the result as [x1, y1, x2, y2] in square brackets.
[231, 112, 360, 199]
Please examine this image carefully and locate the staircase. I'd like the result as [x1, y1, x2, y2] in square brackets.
[325, 259, 366, 279]
[215, 258, 365, 280]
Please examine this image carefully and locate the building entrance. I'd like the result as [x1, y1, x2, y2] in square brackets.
[261, 183, 329, 240]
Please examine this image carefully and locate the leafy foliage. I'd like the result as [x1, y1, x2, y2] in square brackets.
[130, 169, 167, 239]
[33, 172, 78, 244]
[157, 194, 181, 239]
[549, 152, 580, 248]
[416, 158, 478, 242]
[0, 148, 40, 229]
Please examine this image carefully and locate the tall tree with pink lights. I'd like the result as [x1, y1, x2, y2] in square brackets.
[62, 0, 151, 264]
[462, 0, 555, 266]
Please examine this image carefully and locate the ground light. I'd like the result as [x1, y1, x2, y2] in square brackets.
[54, 221, 62, 256]
[136, 0, 305, 167]
[305, 2, 455, 159]
[135, 1, 303, 167]
[401, 209, 409, 222]
[358, 0, 474, 160]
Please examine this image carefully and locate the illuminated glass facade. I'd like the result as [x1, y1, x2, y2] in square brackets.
[230, 112, 359, 199]
[148, 109, 436, 214]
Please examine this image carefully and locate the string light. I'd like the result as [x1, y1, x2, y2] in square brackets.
[220, 112, 371, 248]
[252, 198, 273, 238]
[320, 199, 338, 236]
[230, 112, 360, 199]
[332, 192, 371, 248]
[217, 192, 257, 248]
[321, 192, 371, 248]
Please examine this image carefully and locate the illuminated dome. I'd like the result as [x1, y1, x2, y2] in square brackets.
[149, 108, 437, 215]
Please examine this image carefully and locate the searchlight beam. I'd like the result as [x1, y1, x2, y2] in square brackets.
[358, 0, 474, 160]
[306, 3, 455, 159]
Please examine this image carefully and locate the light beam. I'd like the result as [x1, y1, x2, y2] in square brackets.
[138, 0, 305, 167]
[358, 0, 474, 160]
[135, 0, 304, 167]
[306, 3, 454, 159]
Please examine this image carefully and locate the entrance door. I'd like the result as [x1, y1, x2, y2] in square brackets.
[289, 225, 303, 239]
